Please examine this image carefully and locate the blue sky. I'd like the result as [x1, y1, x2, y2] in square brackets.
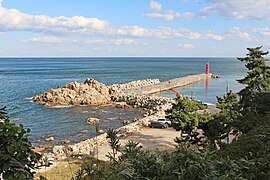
[0, 0, 269, 57]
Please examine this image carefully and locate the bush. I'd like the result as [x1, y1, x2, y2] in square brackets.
[0, 107, 43, 180]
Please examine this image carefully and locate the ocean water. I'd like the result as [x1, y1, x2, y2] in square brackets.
[0, 57, 246, 146]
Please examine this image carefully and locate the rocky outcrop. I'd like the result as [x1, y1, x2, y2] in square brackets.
[34, 78, 111, 107]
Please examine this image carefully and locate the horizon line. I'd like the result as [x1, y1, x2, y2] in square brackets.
[0, 56, 241, 58]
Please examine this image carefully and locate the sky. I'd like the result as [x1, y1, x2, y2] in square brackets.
[0, 0, 269, 57]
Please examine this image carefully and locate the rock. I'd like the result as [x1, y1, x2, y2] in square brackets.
[45, 136, 55, 141]
[33, 146, 45, 153]
[86, 117, 103, 124]
[61, 139, 70, 144]
[114, 102, 132, 109]
[53, 145, 66, 154]
[121, 120, 129, 125]
[34, 78, 111, 107]
[98, 129, 104, 134]
[43, 144, 54, 149]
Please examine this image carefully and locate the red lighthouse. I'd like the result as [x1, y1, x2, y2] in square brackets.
[205, 63, 210, 74]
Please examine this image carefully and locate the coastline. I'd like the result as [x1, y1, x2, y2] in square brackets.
[34, 73, 218, 172]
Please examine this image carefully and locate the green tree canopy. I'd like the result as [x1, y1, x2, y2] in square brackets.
[238, 46, 270, 108]
[0, 107, 45, 179]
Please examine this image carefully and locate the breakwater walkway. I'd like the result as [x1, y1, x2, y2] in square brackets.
[124, 73, 212, 95]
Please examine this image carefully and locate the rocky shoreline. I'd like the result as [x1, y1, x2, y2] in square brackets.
[33, 78, 161, 107]
[33, 74, 213, 160]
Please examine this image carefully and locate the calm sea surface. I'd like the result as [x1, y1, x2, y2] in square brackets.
[0, 57, 246, 145]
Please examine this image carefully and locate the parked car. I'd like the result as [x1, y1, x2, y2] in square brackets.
[149, 118, 171, 129]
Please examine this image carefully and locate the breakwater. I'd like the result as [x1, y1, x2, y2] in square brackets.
[124, 73, 212, 95]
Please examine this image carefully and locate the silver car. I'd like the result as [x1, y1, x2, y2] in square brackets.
[149, 118, 171, 129]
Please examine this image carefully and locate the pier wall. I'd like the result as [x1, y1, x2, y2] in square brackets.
[124, 73, 212, 95]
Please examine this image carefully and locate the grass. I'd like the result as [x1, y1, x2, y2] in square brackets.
[35, 155, 101, 180]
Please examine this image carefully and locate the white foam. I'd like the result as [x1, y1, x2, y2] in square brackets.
[25, 97, 33, 100]
[53, 105, 73, 108]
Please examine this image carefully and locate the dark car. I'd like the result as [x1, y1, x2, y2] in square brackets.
[149, 118, 171, 129]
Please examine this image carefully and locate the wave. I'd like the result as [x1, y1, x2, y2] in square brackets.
[53, 105, 74, 108]
[25, 97, 33, 100]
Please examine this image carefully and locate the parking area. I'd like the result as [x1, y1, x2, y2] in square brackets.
[98, 127, 180, 161]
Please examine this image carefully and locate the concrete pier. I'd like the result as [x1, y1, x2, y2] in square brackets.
[124, 73, 212, 95]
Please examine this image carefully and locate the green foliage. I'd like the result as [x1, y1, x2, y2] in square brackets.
[106, 128, 121, 162]
[166, 97, 208, 131]
[220, 114, 270, 179]
[238, 46, 270, 108]
[74, 139, 252, 180]
[0, 107, 44, 180]
[235, 47, 270, 133]
[166, 97, 213, 148]
[200, 91, 242, 148]
[0, 106, 8, 120]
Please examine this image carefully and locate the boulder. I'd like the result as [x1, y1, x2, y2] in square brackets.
[98, 129, 104, 134]
[45, 136, 55, 142]
[61, 139, 71, 144]
[86, 117, 104, 124]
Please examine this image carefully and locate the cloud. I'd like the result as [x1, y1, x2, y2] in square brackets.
[145, 11, 195, 21]
[204, 33, 225, 41]
[228, 27, 251, 41]
[20, 36, 72, 43]
[85, 39, 138, 45]
[254, 27, 270, 37]
[0, 1, 225, 43]
[179, 43, 194, 49]
[200, 0, 270, 20]
[113, 26, 201, 39]
[20, 36, 138, 45]
[149, 0, 162, 11]
[261, 30, 270, 36]
[0, 3, 108, 35]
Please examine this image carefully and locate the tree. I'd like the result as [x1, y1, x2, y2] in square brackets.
[238, 46, 270, 108]
[235, 47, 270, 133]
[0, 107, 45, 179]
[106, 128, 121, 162]
[166, 97, 212, 148]
[200, 91, 241, 149]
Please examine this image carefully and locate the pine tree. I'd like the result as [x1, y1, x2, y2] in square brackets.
[237, 46, 270, 108]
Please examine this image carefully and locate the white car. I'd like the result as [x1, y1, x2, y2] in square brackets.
[149, 118, 171, 128]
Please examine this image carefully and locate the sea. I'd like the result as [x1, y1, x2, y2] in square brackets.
[0, 57, 246, 146]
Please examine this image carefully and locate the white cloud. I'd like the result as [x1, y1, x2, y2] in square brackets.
[113, 26, 201, 40]
[0, 1, 226, 44]
[20, 36, 71, 43]
[20, 36, 138, 46]
[204, 33, 225, 41]
[253, 27, 270, 37]
[145, 12, 174, 21]
[200, 0, 270, 20]
[149, 0, 162, 11]
[261, 30, 270, 36]
[145, 11, 194, 21]
[175, 12, 195, 19]
[228, 27, 251, 41]
[85, 39, 138, 45]
[0, 3, 108, 35]
[180, 43, 194, 49]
